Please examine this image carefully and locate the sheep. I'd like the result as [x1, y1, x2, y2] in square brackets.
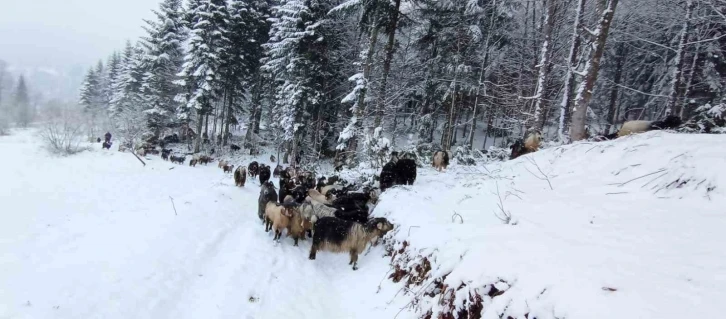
[259, 164, 271, 185]
[308, 217, 394, 270]
[264, 201, 294, 241]
[223, 164, 235, 173]
[432, 150, 450, 172]
[234, 166, 247, 187]
[258, 181, 278, 221]
[308, 189, 332, 205]
[248, 161, 259, 178]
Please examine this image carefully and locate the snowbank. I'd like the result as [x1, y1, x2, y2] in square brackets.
[376, 131, 726, 319]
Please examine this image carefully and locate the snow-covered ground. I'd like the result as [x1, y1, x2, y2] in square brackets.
[378, 131, 726, 318]
[1, 129, 724, 318]
[0, 129, 400, 319]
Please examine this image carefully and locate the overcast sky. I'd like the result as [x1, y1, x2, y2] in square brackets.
[0, 0, 158, 70]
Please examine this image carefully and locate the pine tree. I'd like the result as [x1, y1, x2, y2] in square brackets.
[177, 0, 229, 152]
[263, 0, 333, 166]
[141, 0, 187, 136]
[79, 68, 101, 112]
[13, 76, 31, 127]
[110, 41, 146, 116]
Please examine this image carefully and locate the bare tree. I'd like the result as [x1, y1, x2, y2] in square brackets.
[570, 0, 620, 141]
[665, 0, 696, 116]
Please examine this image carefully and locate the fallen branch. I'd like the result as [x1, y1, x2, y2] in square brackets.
[451, 211, 464, 224]
[169, 196, 178, 216]
[614, 168, 667, 187]
[492, 182, 512, 224]
[131, 151, 146, 166]
[525, 157, 553, 190]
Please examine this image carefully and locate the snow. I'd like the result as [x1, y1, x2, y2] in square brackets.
[0, 129, 400, 319]
[2, 129, 725, 318]
[376, 131, 726, 318]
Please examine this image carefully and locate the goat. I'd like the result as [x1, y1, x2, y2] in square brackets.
[432, 150, 450, 172]
[309, 217, 394, 270]
[270, 155, 276, 163]
[510, 129, 542, 160]
[264, 202, 294, 241]
[218, 160, 228, 169]
[258, 181, 278, 220]
[248, 161, 259, 178]
[320, 184, 343, 197]
[234, 166, 247, 187]
[273, 165, 282, 178]
[331, 190, 378, 212]
[308, 189, 333, 205]
[230, 144, 241, 152]
[288, 205, 312, 246]
[189, 159, 198, 167]
[223, 164, 235, 173]
[259, 164, 271, 185]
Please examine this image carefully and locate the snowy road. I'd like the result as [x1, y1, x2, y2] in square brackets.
[0, 130, 401, 319]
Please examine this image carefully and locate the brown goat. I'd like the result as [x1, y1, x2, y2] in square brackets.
[287, 208, 312, 246]
[218, 160, 228, 169]
[265, 202, 294, 241]
[234, 166, 247, 187]
[223, 164, 235, 173]
[307, 189, 332, 205]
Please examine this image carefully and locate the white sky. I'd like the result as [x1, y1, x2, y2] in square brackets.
[0, 0, 158, 69]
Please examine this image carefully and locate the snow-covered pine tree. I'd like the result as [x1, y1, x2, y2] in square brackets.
[262, 0, 333, 166]
[13, 75, 31, 127]
[105, 52, 122, 109]
[140, 0, 187, 137]
[79, 68, 100, 113]
[177, 0, 229, 152]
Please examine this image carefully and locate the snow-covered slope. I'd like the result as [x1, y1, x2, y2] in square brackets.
[377, 131, 726, 319]
[1, 129, 724, 319]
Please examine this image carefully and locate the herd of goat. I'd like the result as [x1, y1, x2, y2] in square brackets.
[136, 146, 453, 270]
[110, 115, 683, 269]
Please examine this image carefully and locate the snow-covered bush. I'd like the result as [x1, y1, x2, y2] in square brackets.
[363, 127, 392, 168]
[115, 104, 149, 149]
[452, 145, 476, 165]
[680, 103, 725, 134]
[38, 110, 88, 156]
[483, 146, 510, 162]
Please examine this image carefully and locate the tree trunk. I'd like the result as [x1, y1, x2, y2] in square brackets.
[346, 24, 380, 158]
[558, 0, 587, 142]
[531, 0, 556, 132]
[194, 109, 204, 153]
[666, 0, 695, 116]
[606, 43, 625, 133]
[374, 0, 402, 128]
[223, 88, 233, 146]
[570, 0, 619, 141]
[680, 43, 700, 119]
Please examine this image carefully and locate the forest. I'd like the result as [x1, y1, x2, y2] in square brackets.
[74, 0, 726, 167]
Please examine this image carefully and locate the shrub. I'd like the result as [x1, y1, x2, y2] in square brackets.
[38, 111, 88, 156]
